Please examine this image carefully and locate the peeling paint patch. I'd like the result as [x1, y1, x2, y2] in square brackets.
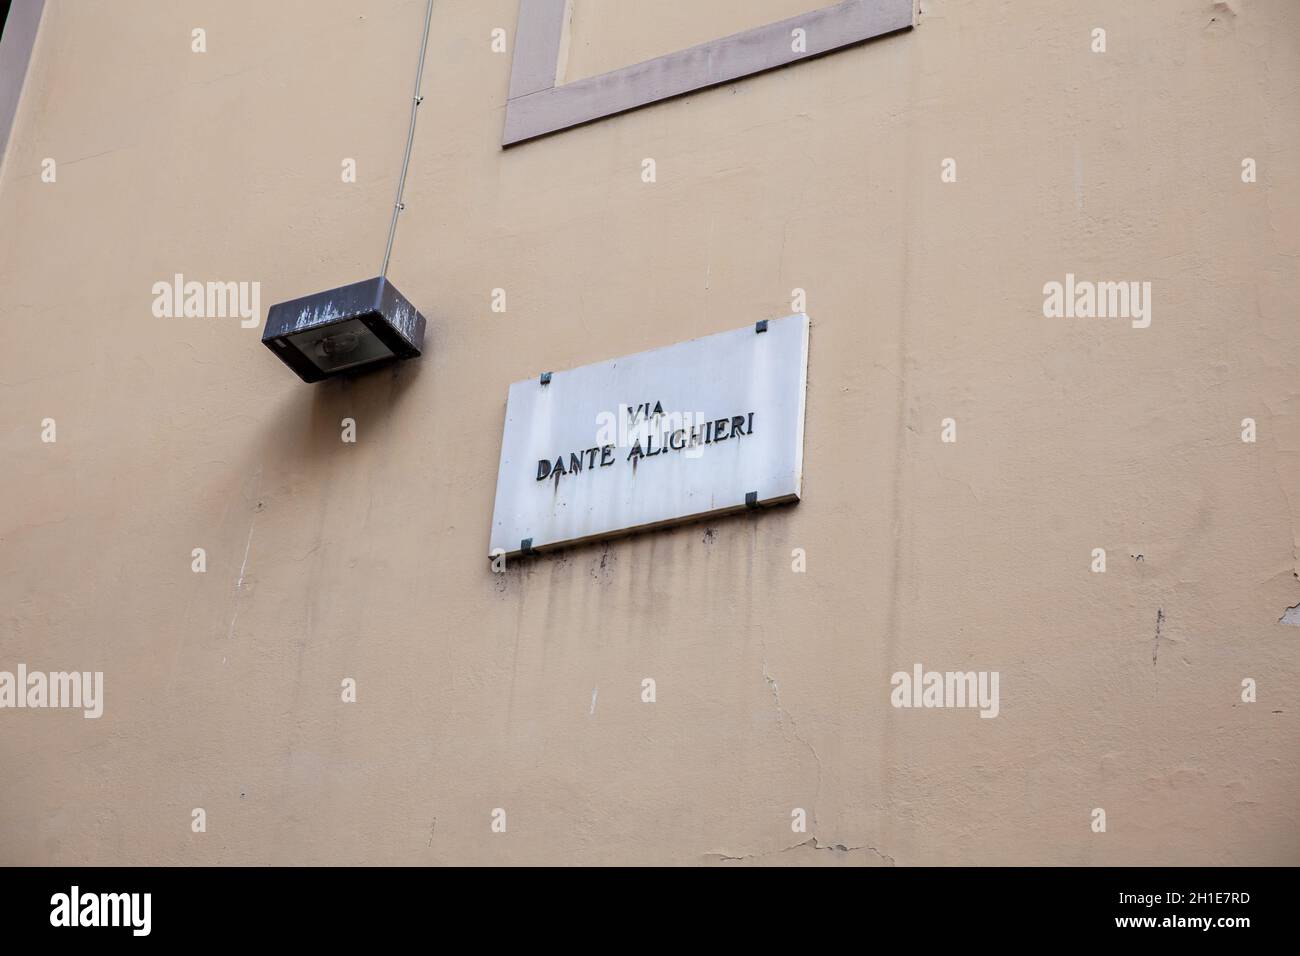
[707, 837, 896, 865]
[1206, 2, 1238, 35]
[1279, 603, 1300, 626]
[1152, 608, 1165, 666]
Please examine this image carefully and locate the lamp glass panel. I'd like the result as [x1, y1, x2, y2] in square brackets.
[288, 318, 394, 374]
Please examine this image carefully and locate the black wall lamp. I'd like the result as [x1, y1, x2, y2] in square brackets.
[261, 0, 435, 384]
[262, 277, 426, 383]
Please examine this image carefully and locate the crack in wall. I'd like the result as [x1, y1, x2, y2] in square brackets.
[224, 469, 263, 656]
[761, 657, 826, 842]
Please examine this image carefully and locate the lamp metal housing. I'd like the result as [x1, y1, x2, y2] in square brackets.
[262, 276, 427, 383]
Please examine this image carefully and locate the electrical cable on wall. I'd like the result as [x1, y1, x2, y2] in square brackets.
[381, 0, 435, 278]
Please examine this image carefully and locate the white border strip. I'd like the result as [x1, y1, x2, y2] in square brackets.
[0, 0, 45, 175]
[503, 0, 912, 147]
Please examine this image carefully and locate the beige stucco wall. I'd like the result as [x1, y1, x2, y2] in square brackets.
[1, 0, 1297, 865]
